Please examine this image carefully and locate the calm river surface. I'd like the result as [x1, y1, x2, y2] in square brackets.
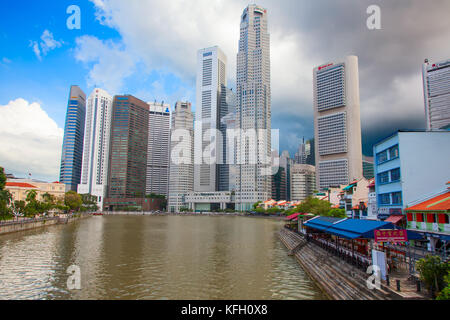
[0, 215, 326, 300]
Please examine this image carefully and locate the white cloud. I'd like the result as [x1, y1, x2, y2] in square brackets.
[30, 29, 62, 61]
[74, 35, 136, 93]
[40, 30, 62, 55]
[0, 98, 64, 181]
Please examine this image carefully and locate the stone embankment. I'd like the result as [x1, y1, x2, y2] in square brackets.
[279, 227, 406, 300]
[0, 214, 91, 235]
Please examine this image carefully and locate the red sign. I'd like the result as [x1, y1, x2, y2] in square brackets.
[318, 63, 333, 71]
[375, 229, 408, 243]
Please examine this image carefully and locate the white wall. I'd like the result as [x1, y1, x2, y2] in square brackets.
[399, 131, 450, 206]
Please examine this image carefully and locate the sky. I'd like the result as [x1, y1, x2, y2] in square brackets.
[0, 0, 449, 182]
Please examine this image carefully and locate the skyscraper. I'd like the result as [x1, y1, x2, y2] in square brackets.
[422, 58, 450, 130]
[294, 138, 310, 164]
[313, 56, 363, 190]
[77, 88, 113, 209]
[235, 4, 272, 211]
[290, 164, 316, 202]
[59, 85, 86, 191]
[194, 46, 227, 192]
[218, 87, 237, 192]
[168, 101, 194, 213]
[106, 95, 149, 200]
[146, 101, 171, 196]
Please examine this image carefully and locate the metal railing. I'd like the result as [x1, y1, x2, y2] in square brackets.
[0, 216, 59, 226]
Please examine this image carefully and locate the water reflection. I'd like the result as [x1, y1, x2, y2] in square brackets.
[0, 216, 326, 300]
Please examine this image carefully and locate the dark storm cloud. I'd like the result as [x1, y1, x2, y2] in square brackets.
[265, 0, 450, 156]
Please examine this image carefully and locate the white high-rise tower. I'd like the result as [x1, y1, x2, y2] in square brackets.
[422, 58, 450, 130]
[146, 101, 171, 196]
[194, 46, 227, 192]
[167, 101, 194, 213]
[235, 5, 272, 211]
[313, 56, 363, 190]
[78, 88, 113, 209]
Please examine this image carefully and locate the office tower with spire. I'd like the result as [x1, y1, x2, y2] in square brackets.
[77, 88, 113, 209]
[235, 4, 272, 211]
[168, 101, 194, 213]
[60, 85, 86, 191]
[146, 101, 171, 196]
[313, 56, 363, 190]
[295, 137, 311, 164]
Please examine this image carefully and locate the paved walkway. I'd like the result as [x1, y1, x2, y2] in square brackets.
[384, 270, 429, 300]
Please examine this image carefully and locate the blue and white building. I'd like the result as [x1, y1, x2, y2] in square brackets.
[59, 85, 86, 191]
[373, 130, 450, 220]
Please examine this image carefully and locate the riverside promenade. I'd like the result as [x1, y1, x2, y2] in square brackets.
[0, 213, 92, 235]
[103, 211, 285, 220]
[278, 227, 428, 300]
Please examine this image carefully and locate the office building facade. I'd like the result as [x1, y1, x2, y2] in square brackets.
[422, 58, 450, 130]
[194, 46, 228, 192]
[235, 4, 272, 211]
[146, 102, 171, 196]
[168, 102, 194, 213]
[313, 56, 363, 191]
[59, 85, 86, 191]
[106, 95, 149, 204]
[290, 164, 316, 202]
[77, 88, 113, 209]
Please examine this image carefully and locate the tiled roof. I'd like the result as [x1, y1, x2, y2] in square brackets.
[6, 182, 37, 188]
[406, 191, 450, 212]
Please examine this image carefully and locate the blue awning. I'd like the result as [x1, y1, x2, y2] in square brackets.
[304, 216, 425, 241]
[326, 219, 395, 239]
[325, 228, 362, 239]
[303, 216, 344, 232]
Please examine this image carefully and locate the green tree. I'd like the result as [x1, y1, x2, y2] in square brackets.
[252, 201, 262, 210]
[255, 207, 265, 214]
[24, 189, 41, 216]
[326, 208, 347, 218]
[416, 255, 450, 298]
[80, 194, 99, 212]
[64, 191, 83, 212]
[13, 200, 26, 215]
[295, 196, 331, 216]
[437, 271, 450, 300]
[0, 167, 13, 217]
[266, 207, 279, 215]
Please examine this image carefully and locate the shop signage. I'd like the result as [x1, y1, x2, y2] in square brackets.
[375, 229, 408, 243]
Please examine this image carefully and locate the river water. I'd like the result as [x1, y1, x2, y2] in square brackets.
[0, 215, 326, 300]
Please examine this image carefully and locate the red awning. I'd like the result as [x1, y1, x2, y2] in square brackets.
[385, 215, 405, 225]
[286, 213, 306, 220]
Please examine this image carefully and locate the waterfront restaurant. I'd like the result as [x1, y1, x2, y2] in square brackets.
[302, 216, 425, 273]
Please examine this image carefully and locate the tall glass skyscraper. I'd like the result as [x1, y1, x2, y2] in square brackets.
[313, 56, 363, 190]
[422, 58, 450, 130]
[77, 88, 113, 209]
[59, 85, 86, 191]
[235, 4, 272, 211]
[106, 95, 149, 199]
